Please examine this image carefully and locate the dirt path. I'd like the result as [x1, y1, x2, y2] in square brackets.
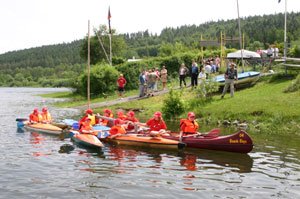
[74, 89, 170, 110]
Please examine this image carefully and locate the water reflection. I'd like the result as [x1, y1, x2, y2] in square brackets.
[103, 144, 253, 173]
[30, 132, 45, 145]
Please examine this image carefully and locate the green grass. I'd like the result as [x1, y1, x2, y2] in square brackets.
[103, 78, 300, 135]
[40, 91, 75, 98]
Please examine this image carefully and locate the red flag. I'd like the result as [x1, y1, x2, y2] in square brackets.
[108, 7, 112, 34]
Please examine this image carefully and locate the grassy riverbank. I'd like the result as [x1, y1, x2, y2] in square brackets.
[45, 74, 300, 135]
[103, 77, 299, 135]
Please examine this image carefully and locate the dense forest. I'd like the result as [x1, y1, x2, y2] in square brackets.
[0, 12, 299, 88]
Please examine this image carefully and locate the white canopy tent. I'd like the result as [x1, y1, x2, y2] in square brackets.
[227, 49, 261, 59]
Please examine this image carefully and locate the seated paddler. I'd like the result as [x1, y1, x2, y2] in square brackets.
[79, 117, 96, 135]
[179, 112, 199, 141]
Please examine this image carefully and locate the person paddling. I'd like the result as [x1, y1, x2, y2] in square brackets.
[79, 118, 96, 135]
[41, 107, 52, 123]
[179, 112, 199, 142]
[117, 110, 127, 121]
[109, 119, 127, 139]
[146, 111, 169, 136]
[29, 108, 42, 124]
[79, 109, 97, 129]
[98, 109, 114, 127]
[124, 111, 139, 131]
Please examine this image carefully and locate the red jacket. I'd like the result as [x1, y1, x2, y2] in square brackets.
[117, 77, 127, 88]
[146, 118, 167, 131]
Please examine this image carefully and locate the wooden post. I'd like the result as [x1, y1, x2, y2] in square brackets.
[201, 34, 203, 61]
[87, 20, 91, 109]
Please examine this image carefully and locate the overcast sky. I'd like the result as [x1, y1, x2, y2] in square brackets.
[0, 0, 299, 54]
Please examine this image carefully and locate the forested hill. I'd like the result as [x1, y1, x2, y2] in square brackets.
[123, 12, 300, 57]
[1, 12, 299, 70]
[0, 40, 84, 69]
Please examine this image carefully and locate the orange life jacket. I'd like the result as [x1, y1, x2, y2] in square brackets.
[180, 119, 199, 134]
[41, 112, 52, 122]
[29, 113, 42, 123]
[79, 123, 93, 133]
[109, 125, 126, 136]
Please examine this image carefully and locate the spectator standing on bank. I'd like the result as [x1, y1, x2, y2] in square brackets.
[117, 74, 127, 99]
[215, 55, 221, 72]
[179, 63, 188, 88]
[191, 60, 199, 88]
[204, 61, 212, 79]
[160, 65, 168, 90]
[139, 70, 146, 97]
[153, 68, 160, 91]
[221, 63, 238, 98]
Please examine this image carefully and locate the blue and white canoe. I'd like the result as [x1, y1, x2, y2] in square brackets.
[93, 125, 111, 139]
[214, 71, 260, 88]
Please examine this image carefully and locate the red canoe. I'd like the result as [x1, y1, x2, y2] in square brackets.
[163, 130, 253, 153]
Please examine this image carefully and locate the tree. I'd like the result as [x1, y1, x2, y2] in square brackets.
[74, 64, 119, 97]
[80, 25, 127, 65]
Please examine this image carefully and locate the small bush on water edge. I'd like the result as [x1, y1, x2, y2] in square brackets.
[162, 89, 185, 120]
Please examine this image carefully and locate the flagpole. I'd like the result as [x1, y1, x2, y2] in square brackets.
[109, 33, 112, 66]
[237, 0, 244, 73]
[87, 20, 91, 109]
[108, 6, 112, 66]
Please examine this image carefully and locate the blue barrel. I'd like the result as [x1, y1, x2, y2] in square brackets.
[72, 122, 79, 130]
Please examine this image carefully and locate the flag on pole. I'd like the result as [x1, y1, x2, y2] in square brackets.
[108, 6, 112, 34]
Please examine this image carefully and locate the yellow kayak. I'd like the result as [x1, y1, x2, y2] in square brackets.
[24, 123, 62, 135]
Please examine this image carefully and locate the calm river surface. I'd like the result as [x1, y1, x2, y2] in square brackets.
[0, 87, 299, 199]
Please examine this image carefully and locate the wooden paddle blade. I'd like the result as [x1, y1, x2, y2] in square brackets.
[204, 128, 221, 137]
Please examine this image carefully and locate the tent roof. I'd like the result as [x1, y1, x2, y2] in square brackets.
[227, 49, 261, 59]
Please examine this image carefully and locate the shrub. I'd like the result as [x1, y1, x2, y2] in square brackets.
[188, 79, 220, 110]
[162, 89, 185, 120]
[75, 64, 119, 97]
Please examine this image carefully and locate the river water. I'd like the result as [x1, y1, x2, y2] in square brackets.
[0, 87, 299, 199]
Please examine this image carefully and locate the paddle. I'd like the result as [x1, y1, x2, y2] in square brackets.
[200, 128, 221, 137]
[16, 118, 28, 122]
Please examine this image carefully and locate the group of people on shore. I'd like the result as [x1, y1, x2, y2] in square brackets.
[138, 65, 168, 98]
[119, 54, 238, 99]
[179, 57, 238, 98]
